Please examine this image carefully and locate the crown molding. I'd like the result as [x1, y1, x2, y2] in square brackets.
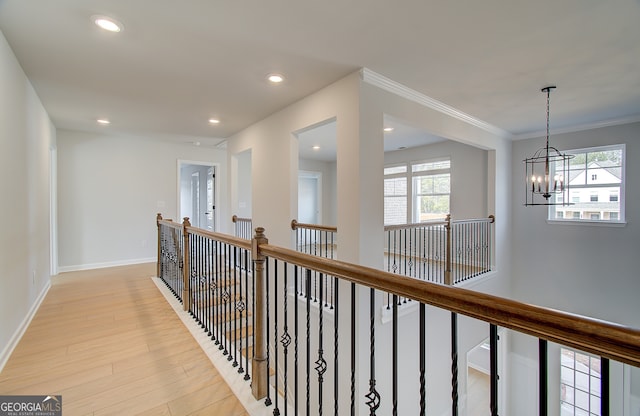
[360, 68, 512, 139]
[511, 114, 640, 140]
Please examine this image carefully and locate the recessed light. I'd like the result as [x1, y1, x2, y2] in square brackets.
[267, 73, 285, 84]
[96, 118, 110, 125]
[384, 127, 394, 132]
[92, 15, 123, 33]
[208, 118, 220, 125]
[312, 145, 320, 150]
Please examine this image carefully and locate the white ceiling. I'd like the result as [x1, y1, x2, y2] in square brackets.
[2, 0, 640, 149]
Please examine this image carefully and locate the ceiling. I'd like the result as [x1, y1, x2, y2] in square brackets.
[1, 0, 639, 150]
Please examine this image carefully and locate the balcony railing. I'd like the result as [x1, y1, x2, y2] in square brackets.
[157, 213, 640, 416]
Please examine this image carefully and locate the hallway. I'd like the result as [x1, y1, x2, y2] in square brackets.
[0, 263, 248, 415]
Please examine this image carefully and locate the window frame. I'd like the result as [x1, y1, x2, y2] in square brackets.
[384, 158, 451, 225]
[548, 144, 626, 226]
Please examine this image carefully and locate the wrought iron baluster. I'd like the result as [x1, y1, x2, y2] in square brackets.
[451, 312, 458, 416]
[365, 288, 380, 415]
[293, 266, 299, 414]
[306, 269, 311, 415]
[232, 246, 239, 368]
[265, 259, 272, 406]
[281, 264, 291, 416]
[539, 339, 547, 416]
[244, 247, 250, 380]
[334, 276, 339, 416]
[316, 273, 326, 416]
[392, 294, 398, 416]
[490, 324, 499, 416]
[602, 357, 610, 416]
[419, 303, 426, 416]
[273, 259, 280, 416]
[350, 282, 356, 416]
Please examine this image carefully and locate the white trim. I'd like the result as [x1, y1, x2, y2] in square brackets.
[0, 281, 51, 372]
[360, 68, 512, 139]
[57, 257, 156, 273]
[512, 115, 640, 140]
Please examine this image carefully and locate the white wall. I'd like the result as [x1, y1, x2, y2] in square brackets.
[0, 30, 55, 369]
[298, 158, 338, 226]
[509, 122, 640, 416]
[57, 130, 227, 270]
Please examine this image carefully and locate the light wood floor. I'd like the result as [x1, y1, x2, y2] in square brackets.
[0, 263, 248, 416]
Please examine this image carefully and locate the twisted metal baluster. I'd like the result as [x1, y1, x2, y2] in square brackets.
[237, 246, 245, 374]
[365, 288, 380, 415]
[315, 273, 327, 416]
[281, 264, 291, 416]
[273, 259, 280, 416]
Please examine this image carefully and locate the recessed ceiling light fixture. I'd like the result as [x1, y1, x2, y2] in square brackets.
[383, 127, 394, 132]
[312, 145, 320, 150]
[92, 15, 123, 33]
[96, 118, 110, 125]
[208, 118, 220, 125]
[267, 73, 285, 84]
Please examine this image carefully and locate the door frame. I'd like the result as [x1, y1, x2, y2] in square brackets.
[177, 160, 219, 231]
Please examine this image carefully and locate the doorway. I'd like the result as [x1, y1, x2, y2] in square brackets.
[179, 161, 216, 231]
[298, 171, 322, 225]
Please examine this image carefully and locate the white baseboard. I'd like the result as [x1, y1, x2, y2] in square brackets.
[58, 257, 156, 273]
[0, 281, 51, 372]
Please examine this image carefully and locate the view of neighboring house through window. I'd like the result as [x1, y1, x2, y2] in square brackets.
[561, 347, 602, 415]
[550, 144, 625, 223]
[384, 158, 450, 225]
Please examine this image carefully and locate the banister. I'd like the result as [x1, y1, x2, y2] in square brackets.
[256, 242, 640, 367]
[291, 219, 338, 233]
[232, 215, 252, 223]
[383, 219, 448, 231]
[186, 225, 252, 250]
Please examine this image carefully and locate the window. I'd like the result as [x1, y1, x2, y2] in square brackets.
[561, 348, 602, 416]
[550, 144, 625, 223]
[384, 166, 408, 225]
[384, 159, 450, 225]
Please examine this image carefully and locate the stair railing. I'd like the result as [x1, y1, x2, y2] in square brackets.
[157, 214, 640, 415]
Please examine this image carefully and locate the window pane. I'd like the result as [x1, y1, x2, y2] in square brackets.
[384, 196, 406, 225]
[385, 165, 407, 175]
[562, 367, 575, 386]
[416, 195, 449, 221]
[575, 389, 590, 410]
[562, 385, 575, 404]
[412, 160, 450, 172]
[385, 177, 407, 196]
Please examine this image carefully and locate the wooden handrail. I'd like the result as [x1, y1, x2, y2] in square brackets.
[451, 215, 495, 225]
[384, 219, 448, 231]
[186, 225, 252, 250]
[232, 215, 252, 223]
[290, 219, 337, 233]
[257, 242, 640, 367]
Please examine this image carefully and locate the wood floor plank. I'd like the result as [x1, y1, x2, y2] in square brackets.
[0, 263, 251, 415]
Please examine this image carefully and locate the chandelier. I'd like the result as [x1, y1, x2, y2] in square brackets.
[523, 86, 574, 206]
